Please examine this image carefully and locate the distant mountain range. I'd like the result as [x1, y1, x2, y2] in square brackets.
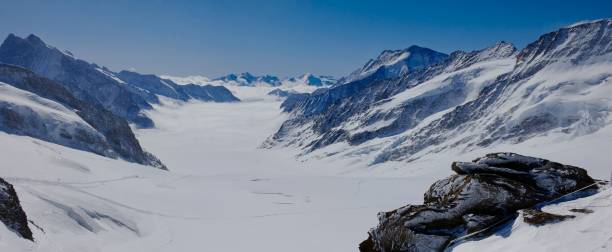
[264, 19, 612, 165]
[162, 72, 337, 88]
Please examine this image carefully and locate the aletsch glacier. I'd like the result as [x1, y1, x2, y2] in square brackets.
[0, 19, 611, 252]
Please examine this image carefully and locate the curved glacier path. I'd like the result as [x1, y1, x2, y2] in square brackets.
[3, 87, 611, 251]
[132, 89, 433, 251]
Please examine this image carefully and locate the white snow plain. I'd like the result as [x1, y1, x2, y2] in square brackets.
[0, 87, 611, 251]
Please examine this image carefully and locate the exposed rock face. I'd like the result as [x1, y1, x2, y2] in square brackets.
[522, 209, 575, 226]
[360, 153, 595, 252]
[0, 64, 166, 169]
[0, 178, 33, 240]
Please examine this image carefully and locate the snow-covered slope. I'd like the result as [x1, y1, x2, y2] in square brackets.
[266, 20, 612, 169]
[0, 63, 165, 169]
[0, 82, 113, 157]
[1, 89, 611, 252]
[0, 97, 439, 252]
[158, 75, 211, 86]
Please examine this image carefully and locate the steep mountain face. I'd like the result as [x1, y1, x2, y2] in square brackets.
[117, 71, 239, 102]
[338, 45, 449, 84]
[0, 34, 154, 128]
[372, 19, 612, 164]
[265, 20, 612, 166]
[0, 64, 166, 169]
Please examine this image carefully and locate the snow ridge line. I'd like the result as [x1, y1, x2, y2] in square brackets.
[443, 181, 603, 251]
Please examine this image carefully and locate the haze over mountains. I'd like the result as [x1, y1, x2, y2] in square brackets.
[0, 18, 611, 252]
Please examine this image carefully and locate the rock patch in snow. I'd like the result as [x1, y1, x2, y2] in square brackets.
[0, 178, 33, 240]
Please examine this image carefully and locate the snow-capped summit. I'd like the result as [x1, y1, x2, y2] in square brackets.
[338, 45, 448, 84]
[159, 75, 211, 85]
[213, 72, 282, 86]
[444, 41, 517, 71]
[286, 73, 337, 87]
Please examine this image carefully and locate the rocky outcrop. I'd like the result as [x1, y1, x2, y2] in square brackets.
[360, 153, 596, 252]
[522, 208, 575, 226]
[0, 178, 33, 240]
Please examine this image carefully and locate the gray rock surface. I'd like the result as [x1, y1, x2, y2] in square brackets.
[360, 153, 595, 252]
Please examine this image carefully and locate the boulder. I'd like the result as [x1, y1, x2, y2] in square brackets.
[360, 153, 595, 252]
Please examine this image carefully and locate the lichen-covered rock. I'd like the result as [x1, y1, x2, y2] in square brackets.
[0, 178, 33, 240]
[360, 153, 595, 252]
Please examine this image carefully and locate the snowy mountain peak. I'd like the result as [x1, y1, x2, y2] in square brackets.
[480, 41, 517, 58]
[565, 18, 610, 28]
[25, 34, 46, 46]
[339, 45, 448, 84]
[288, 73, 336, 86]
[213, 72, 282, 86]
[444, 41, 517, 72]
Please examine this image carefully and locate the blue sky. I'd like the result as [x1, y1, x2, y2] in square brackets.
[0, 0, 610, 78]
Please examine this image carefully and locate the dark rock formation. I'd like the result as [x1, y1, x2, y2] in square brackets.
[360, 153, 595, 252]
[0, 178, 33, 240]
[568, 208, 593, 214]
[522, 209, 574, 226]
